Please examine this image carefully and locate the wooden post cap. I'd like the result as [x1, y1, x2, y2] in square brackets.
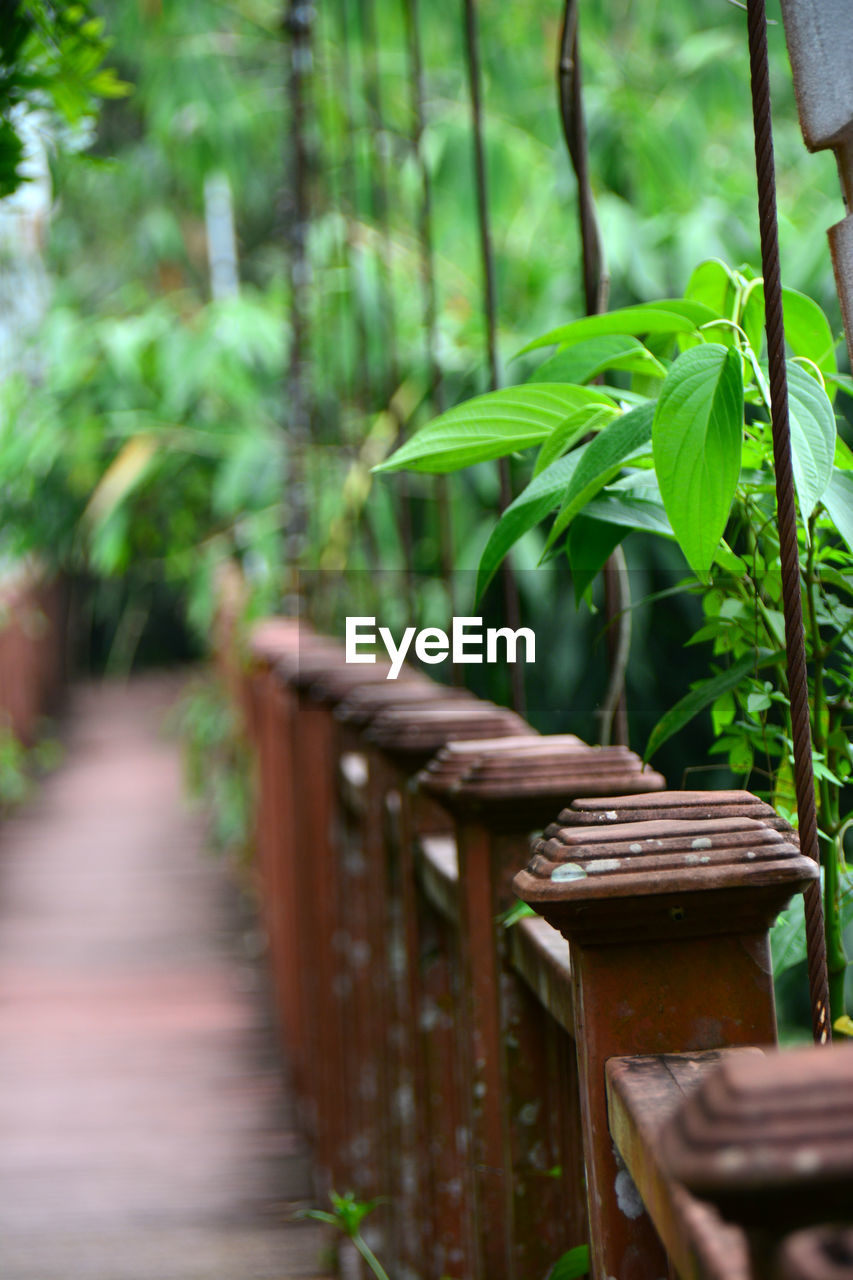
[334, 680, 470, 729]
[418, 737, 664, 827]
[273, 648, 411, 701]
[661, 1044, 853, 1229]
[366, 701, 530, 766]
[513, 813, 817, 944]
[779, 0, 853, 152]
[246, 617, 312, 664]
[778, 1227, 853, 1280]
[560, 789, 795, 840]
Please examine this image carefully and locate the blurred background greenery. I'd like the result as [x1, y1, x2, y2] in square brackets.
[2, 0, 848, 1032]
[2, 0, 846, 762]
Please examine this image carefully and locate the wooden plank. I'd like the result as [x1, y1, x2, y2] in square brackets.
[508, 915, 574, 1035]
[416, 833, 460, 923]
[606, 1050, 762, 1280]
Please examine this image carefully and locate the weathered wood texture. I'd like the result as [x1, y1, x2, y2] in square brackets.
[243, 618, 829, 1280]
[606, 1051, 757, 1280]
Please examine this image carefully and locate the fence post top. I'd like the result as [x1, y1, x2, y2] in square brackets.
[513, 794, 817, 945]
[661, 1041, 853, 1232]
[417, 734, 664, 829]
[365, 700, 530, 768]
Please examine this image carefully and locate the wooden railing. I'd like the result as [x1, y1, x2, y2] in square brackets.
[0, 569, 65, 746]
[241, 619, 853, 1280]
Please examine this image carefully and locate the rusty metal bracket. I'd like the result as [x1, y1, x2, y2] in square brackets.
[780, 0, 853, 364]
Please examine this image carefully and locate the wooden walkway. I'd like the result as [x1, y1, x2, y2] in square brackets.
[0, 675, 331, 1280]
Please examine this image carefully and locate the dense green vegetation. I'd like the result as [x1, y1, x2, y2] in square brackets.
[2, 1, 850, 1028]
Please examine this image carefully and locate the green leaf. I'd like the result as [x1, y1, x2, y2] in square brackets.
[644, 648, 784, 761]
[544, 402, 656, 552]
[786, 360, 836, 518]
[750, 284, 837, 374]
[581, 491, 674, 538]
[516, 300, 719, 357]
[652, 344, 743, 573]
[728, 737, 754, 775]
[533, 404, 618, 477]
[476, 450, 587, 600]
[684, 258, 741, 346]
[529, 335, 666, 384]
[567, 517, 627, 604]
[770, 896, 806, 975]
[822, 468, 853, 556]
[548, 1245, 591, 1280]
[499, 899, 537, 929]
[372, 384, 614, 474]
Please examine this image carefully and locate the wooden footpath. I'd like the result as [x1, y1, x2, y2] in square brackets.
[0, 674, 331, 1280]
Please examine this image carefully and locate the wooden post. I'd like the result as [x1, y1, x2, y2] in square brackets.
[362, 701, 530, 1277]
[513, 797, 819, 1280]
[418, 738, 664, 1278]
[663, 1043, 853, 1280]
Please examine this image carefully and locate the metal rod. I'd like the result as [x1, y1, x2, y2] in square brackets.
[402, 0, 457, 631]
[746, 0, 830, 1044]
[461, 0, 525, 715]
[557, 0, 629, 747]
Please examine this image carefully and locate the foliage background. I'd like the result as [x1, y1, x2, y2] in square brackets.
[1, 0, 849, 1026]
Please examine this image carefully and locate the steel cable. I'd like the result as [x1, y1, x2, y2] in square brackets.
[461, 0, 525, 715]
[746, 0, 830, 1044]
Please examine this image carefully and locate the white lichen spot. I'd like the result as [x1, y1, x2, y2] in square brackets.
[604, 810, 618, 821]
[615, 1167, 644, 1219]
[716, 1146, 747, 1171]
[473, 1081, 487, 1100]
[588, 858, 622, 873]
[629, 843, 643, 853]
[793, 1148, 822, 1173]
[746, 850, 756, 859]
[691, 837, 713, 850]
[700, 855, 711, 864]
[551, 862, 587, 882]
[519, 1101, 540, 1126]
[685, 853, 699, 865]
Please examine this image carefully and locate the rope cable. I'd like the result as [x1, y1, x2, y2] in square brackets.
[402, 0, 457, 623]
[356, 0, 416, 610]
[557, 0, 629, 748]
[283, 0, 315, 595]
[746, 0, 830, 1045]
[461, 0, 525, 715]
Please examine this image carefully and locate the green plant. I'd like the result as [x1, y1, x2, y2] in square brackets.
[549, 1244, 590, 1280]
[377, 258, 853, 1026]
[298, 1190, 389, 1280]
[0, 2, 128, 198]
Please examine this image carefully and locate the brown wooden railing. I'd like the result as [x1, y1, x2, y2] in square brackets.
[0, 569, 65, 747]
[241, 619, 853, 1280]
